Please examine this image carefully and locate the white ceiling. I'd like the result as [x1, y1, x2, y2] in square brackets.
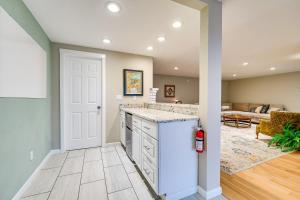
[23, 0, 200, 77]
[23, 0, 300, 80]
[222, 0, 300, 80]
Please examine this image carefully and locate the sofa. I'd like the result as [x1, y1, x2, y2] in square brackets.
[256, 111, 300, 138]
[221, 103, 285, 123]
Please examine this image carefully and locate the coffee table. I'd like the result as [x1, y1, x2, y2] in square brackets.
[223, 114, 252, 128]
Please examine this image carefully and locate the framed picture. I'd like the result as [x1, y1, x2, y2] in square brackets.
[164, 85, 175, 97]
[123, 69, 144, 96]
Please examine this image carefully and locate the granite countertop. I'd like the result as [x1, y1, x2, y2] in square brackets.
[120, 108, 199, 123]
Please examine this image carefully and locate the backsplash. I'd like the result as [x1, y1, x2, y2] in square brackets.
[119, 103, 144, 109]
[144, 103, 200, 116]
[119, 103, 200, 116]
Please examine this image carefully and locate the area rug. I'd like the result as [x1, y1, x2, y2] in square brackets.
[221, 124, 286, 175]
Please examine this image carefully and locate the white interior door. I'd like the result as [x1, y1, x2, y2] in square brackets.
[63, 54, 102, 150]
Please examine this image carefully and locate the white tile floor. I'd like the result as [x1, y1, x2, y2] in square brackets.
[20, 143, 226, 200]
[21, 144, 154, 200]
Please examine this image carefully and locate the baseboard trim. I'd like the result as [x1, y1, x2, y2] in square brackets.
[12, 149, 61, 200]
[166, 186, 198, 200]
[198, 186, 222, 200]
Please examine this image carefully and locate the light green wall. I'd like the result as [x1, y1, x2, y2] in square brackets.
[0, 1, 52, 200]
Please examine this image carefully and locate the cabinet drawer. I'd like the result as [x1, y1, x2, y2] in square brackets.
[142, 120, 157, 139]
[142, 155, 157, 191]
[133, 116, 142, 129]
[132, 125, 141, 134]
[142, 133, 157, 165]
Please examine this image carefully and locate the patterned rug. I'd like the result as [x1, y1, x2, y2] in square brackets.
[221, 124, 286, 175]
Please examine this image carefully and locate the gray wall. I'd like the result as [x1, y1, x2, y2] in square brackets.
[228, 72, 300, 111]
[221, 80, 229, 103]
[153, 74, 199, 104]
[0, 1, 52, 199]
[153, 74, 229, 104]
[51, 43, 153, 147]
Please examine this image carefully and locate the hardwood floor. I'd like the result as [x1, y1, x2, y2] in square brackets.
[221, 151, 300, 200]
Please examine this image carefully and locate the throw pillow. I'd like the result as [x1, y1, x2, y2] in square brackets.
[267, 107, 280, 114]
[221, 106, 230, 111]
[260, 104, 270, 113]
[255, 106, 262, 113]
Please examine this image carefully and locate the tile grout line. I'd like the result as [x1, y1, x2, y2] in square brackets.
[22, 153, 72, 198]
[102, 145, 134, 196]
[77, 149, 86, 200]
[118, 144, 156, 200]
[103, 163, 123, 168]
[100, 146, 110, 200]
[22, 147, 154, 200]
[21, 191, 50, 199]
[80, 151, 104, 185]
[107, 186, 137, 195]
[46, 151, 69, 200]
[114, 145, 140, 200]
[21, 166, 63, 199]
[80, 178, 105, 186]
[57, 172, 82, 178]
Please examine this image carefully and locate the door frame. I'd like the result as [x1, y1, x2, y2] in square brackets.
[59, 49, 106, 152]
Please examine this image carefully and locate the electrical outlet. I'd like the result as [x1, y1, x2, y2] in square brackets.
[30, 150, 34, 161]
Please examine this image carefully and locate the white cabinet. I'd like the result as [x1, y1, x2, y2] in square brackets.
[141, 120, 158, 192]
[132, 129, 141, 167]
[120, 110, 198, 200]
[120, 111, 126, 146]
[132, 116, 142, 168]
[142, 120, 157, 139]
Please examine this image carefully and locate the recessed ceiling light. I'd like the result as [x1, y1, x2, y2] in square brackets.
[174, 66, 179, 70]
[102, 39, 111, 44]
[147, 46, 153, 51]
[232, 74, 237, 77]
[157, 36, 166, 42]
[106, 2, 121, 13]
[243, 62, 249, 66]
[270, 67, 276, 71]
[172, 21, 182, 29]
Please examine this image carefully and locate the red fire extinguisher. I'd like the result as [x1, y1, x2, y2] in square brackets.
[196, 126, 205, 153]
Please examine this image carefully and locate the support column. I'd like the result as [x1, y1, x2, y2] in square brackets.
[198, 0, 222, 199]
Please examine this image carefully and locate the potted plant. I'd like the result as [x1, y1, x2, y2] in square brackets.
[268, 122, 300, 152]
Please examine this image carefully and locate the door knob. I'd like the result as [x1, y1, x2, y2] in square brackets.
[97, 106, 101, 110]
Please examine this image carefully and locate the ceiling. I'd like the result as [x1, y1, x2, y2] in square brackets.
[23, 0, 300, 80]
[23, 0, 200, 77]
[222, 0, 300, 80]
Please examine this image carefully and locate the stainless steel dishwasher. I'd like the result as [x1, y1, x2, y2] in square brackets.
[125, 112, 133, 160]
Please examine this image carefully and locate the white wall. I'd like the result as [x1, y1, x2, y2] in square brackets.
[228, 72, 300, 111]
[0, 7, 47, 98]
[51, 43, 153, 147]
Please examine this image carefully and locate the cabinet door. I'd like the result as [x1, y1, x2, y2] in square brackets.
[132, 131, 141, 166]
[120, 117, 126, 146]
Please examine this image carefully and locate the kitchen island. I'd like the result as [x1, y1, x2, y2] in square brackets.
[120, 107, 199, 200]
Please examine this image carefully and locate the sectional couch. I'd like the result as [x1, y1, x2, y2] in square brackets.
[221, 103, 285, 123]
